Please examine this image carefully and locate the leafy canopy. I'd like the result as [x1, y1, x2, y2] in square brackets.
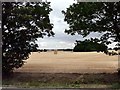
[62, 2, 120, 47]
[2, 2, 54, 73]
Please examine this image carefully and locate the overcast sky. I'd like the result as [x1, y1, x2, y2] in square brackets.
[36, 0, 116, 49]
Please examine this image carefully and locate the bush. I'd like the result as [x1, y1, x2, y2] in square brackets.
[73, 39, 108, 52]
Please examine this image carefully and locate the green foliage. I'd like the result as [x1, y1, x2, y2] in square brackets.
[73, 39, 108, 52]
[2, 2, 54, 74]
[62, 2, 120, 47]
[111, 83, 120, 89]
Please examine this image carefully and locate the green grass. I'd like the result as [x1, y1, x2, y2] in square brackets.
[2, 81, 112, 88]
[111, 83, 120, 89]
[2, 72, 120, 88]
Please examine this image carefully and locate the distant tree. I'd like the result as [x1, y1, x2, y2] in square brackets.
[43, 49, 47, 52]
[2, 2, 54, 74]
[73, 39, 108, 52]
[63, 49, 73, 51]
[108, 48, 112, 50]
[114, 47, 120, 51]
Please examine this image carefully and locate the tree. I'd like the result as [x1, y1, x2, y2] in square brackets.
[62, 2, 120, 74]
[73, 39, 108, 52]
[62, 2, 120, 46]
[2, 2, 54, 74]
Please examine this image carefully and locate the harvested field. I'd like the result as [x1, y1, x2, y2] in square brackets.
[15, 51, 118, 73]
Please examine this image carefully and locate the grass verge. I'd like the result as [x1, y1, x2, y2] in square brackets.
[2, 72, 120, 89]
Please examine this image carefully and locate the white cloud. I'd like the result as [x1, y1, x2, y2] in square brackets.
[38, 42, 47, 47]
[36, 0, 116, 49]
[37, 38, 75, 49]
[36, 0, 78, 49]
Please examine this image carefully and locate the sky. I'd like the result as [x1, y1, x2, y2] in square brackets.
[36, 0, 116, 49]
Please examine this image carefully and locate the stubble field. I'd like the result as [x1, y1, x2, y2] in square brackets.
[15, 51, 118, 73]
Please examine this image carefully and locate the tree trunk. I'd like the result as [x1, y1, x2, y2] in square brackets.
[118, 50, 120, 77]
